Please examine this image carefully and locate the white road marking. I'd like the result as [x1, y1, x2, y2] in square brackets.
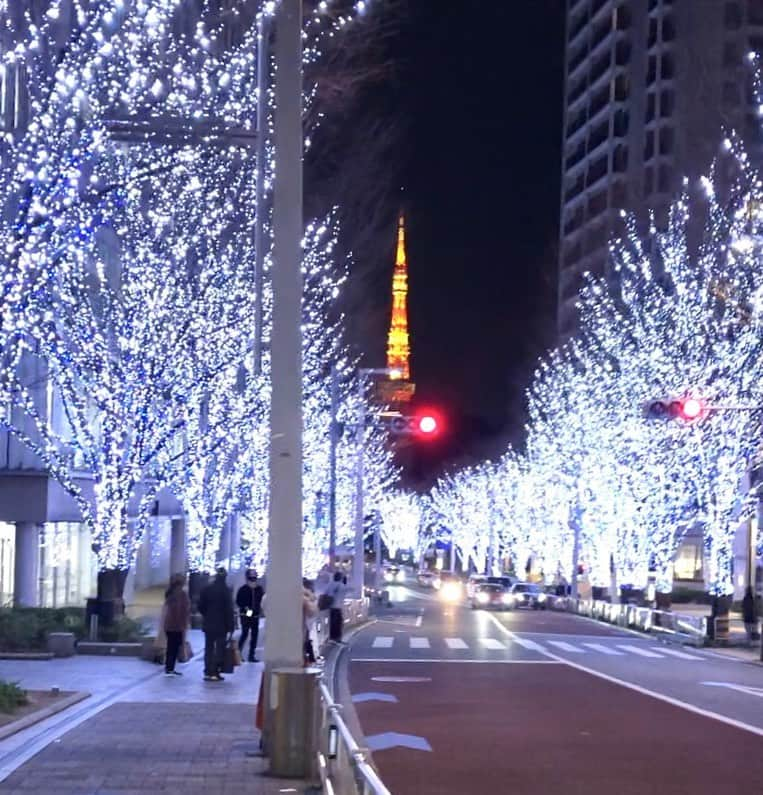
[511, 637, 546, 652]
[371, 676, 432, 683]
[583, 643, 624, 656]
[366, 731, 432, 752]
[445, 638, 468, 649]
[357, 658, 560, 664]
[485, 613, 763, 739]
[410, 637, 430, 649]
[701, 682, 763, 698]
[479, 638, 506, 650]
[371, 636, 394, 649]
[415, 613, 423, 627]
[653, 647, 702, 661]
[547, 640, 584, 653]
[617, 645, 663, 658]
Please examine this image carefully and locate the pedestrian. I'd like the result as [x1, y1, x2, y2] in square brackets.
[742, 586, 758, 644]
[325, 571, 347, 644]
[303, 578, 319, 664]
[198, 566, 234, 681]
[235, 569, 264, 663]
[163, 573, 191, 677]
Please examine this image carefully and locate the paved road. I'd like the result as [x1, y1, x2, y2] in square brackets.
[349, 585, 763, 794]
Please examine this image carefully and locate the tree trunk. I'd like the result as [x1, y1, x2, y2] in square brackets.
[95, 568, 129, 624]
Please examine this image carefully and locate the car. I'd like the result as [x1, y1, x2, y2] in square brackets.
[506, 582, 548, 610]
[466, 574, 487, 598]
[417, 570, 436, 588]
[436, 572, 463, 603]
[470, 582, 513, 610]
[384, 565, 405, 584]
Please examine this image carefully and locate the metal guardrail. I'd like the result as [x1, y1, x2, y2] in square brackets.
[314, 596, 390, 795]
[551, 596, 707, 646]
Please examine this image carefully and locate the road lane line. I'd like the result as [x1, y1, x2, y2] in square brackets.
[617, 645, 663, 658]
[371, 636, 394, 649]
[479, 638, 506, 650]
[485, 612, 763, 739]
[652, 647, 702, 660]
[444, 638, 468, 650]
[353, 658, 561, 664]
[415, 613, 423, 627]
[511, 637, 546, 652]
[583, 643, 624, 656]
[409, 637, 430, 649]
[547, 640, 584, 653]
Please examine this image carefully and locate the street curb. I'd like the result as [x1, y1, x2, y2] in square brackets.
[0, 691, 90, 741]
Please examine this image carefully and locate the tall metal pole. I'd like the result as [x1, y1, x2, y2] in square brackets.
[265, 0, 303, 672]
[328, 364, 339, 567]
[570, 499, 581, 600]
[253, 10, 270, 376]
[352, 378, 366, 597]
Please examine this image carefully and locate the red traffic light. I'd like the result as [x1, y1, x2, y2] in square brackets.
[680, 397, 702, 420]
[418, 415, 438, 434]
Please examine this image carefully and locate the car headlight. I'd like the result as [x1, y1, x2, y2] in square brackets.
[440, 582, 461, 602]
[476, 592, 489, 604]
[502, 593, 514, 605]
[538, 593, 547, 603]
[395, 571, 404, 581]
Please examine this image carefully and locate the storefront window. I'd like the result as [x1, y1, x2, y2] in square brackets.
[0, 523, 14, 606]
[39, 523, 97, 607]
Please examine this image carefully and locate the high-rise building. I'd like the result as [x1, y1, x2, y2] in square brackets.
[558, 0, 763, 337]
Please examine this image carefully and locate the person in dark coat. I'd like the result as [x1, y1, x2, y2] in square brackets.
[742, 586, 758, 644]
[235, 569, 264, 663]
[325, 571, 347, 643]
[198, 567, 235, 681]
[163, 573, 191, 676]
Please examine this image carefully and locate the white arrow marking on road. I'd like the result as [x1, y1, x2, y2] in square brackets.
[652, 647, 702, 660]
[371, 676, 432, 683]
[702, 681, 763, 698]
[445, 638, 468, 649]
[479, 638, 506, 650]
[351, 692, 400, 704]
[547, 640, 584, 653]
[409, 637, 430, 649]
[582, 643, 623, 656]
[372, 636, 394, 649]
[617, 645, 663, 658]
[366, 732, 433, 752]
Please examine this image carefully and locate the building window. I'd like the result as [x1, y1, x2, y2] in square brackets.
[725, 3, 742, 29]
[615, 5, 631, 30]
[648, 18, 659, 48]
[662, 15, 676, 41]
[724, 41, 740, 67]
[645, 129, 656, 160]
[613, 144, 628, 173]
[646, 92, 657, 121]
[613, 73, 629, 102]
[661, 53, 675, 79]
[0, 523, 13, 606]
[658, 163, 672, 193]
[660, 88, 675, 116]
[586, 155, 608, 187]
[659, 126, 674, 155]
[645, 166, 655, 194]
[588, 190, 608, 217]
[647, 55, 658, 84]
[615, 40, 631, 66]
[611, 180, 628, 207]
[613, 108, 629, 136]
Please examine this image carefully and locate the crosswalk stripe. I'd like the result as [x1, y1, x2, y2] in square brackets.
[410, 637, 430, 649]
[371, 636, 393, 649]
[617, 644, 663, 658]
[479, 638, 507, 650]
[547, 640, 584, 653]
[583, 643, 624, 656]
[512, 637, 545, 652]
[651, 647, 702, 660]
[445, 638, 468, 649]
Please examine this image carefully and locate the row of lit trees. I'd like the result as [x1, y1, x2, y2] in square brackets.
[0, 1, 396, 583]
[429, 144, 763, 602]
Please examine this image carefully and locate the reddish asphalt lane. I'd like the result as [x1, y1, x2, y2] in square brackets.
[350, 659, 763, 795]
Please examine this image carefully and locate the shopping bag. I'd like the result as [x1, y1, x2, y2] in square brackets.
[222, 640, 236, 674]
[178, 640, 193, 663]
[232, 642, 242, 667]
[317, 593, 333, 611]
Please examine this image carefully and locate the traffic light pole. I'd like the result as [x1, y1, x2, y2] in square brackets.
[352, 377, 366, 598]
[328, 364, 339, 568]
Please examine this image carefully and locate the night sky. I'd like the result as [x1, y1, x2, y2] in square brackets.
[311, 1, 566, 480]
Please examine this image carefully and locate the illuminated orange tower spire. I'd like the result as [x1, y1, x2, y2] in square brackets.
[378, 215, 415, 406]
[387, 215, 411, 380]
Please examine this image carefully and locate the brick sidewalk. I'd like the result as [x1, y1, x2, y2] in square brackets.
[0, 702, 306, 795]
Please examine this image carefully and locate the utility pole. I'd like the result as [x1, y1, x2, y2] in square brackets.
[570, 499, 581, 600]
[328, 364, 339, 567]
[352, 377, 366, 597]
